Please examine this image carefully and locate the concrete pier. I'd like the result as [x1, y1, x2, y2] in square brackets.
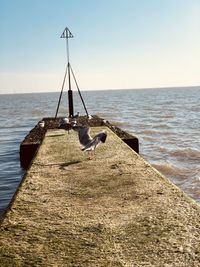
[19, 116, 139, 169]
[1, 127, 200, 266]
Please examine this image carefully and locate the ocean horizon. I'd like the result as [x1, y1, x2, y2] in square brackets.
[1, 85, 200, 96]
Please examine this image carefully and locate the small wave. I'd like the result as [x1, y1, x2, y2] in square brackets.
[140, 129, 173, 136]
[108, 120, 127, 127]
[152, 163, 188, 179]
[191, 106, 200, 112]
[94, 112, 107, 118]
[153, 162, 200, 203]
[31, 109, 45, 116]
[153, 124, 171, 129]
[171, 148, 200, 161]
[142, 136, 156, 142]
[163, 115, 175, 119]
[140, 130, 158, 135]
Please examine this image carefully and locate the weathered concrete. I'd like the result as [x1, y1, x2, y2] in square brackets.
[1, 127, 200, 266]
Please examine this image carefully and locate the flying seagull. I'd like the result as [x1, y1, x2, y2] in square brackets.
[73, 126, 107, 159]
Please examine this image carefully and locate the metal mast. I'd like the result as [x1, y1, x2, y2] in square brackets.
[61, 27, 74, 117]
[55, 27, 89, 119]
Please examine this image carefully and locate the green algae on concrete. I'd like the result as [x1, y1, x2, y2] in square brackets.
[0, 127, 200, 266]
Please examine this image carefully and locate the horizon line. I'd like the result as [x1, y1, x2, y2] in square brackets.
[1, 85, 200, 95]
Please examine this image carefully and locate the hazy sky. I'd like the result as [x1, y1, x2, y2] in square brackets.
[1, 0, 200, 94]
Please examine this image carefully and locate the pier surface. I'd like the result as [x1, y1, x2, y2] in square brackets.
[1, 127, 200, 266]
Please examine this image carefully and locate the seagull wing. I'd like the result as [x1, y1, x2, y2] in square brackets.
[93, 131, 107, 143]
[78, 126, 92, 147]
[82, 131, 107, 151]
[82, 136, 101, 151]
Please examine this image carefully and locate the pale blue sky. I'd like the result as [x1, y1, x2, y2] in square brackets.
[1, 0, 200, 93]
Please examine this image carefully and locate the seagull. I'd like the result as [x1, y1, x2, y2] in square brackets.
[71, 119, 77, 127]
[73, 126, 107, 159]
[38, 120, 45, 128]
[73, 112, 80, 118]
[61, 117, 69, 124]
[59, 117, 72, 133]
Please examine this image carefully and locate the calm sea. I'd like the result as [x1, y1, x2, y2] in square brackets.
[0, 87, 200, 214]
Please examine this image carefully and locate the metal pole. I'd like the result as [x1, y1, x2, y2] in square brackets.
[61, 27, 74, 117]
[70, 64, 89, 117]
[66, 36, 74, 117]
[55, 65, 68, 118]
[68, 63, 74, 117]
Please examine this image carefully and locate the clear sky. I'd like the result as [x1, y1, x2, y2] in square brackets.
[1, 0, 200, 94]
